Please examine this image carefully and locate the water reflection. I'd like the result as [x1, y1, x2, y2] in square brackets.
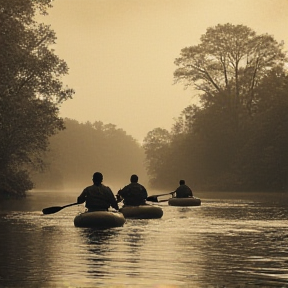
[0, 214, 54, 287]
[1, 191, 288, 287]
[80, 229, 118, 278]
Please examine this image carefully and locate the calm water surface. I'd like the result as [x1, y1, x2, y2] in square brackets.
[0, 191, 288, 288]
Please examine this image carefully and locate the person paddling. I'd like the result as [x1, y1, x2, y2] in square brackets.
[77, 172, 119, 212]
[117, 174, 148, 206]
[173, 180, 193, 198]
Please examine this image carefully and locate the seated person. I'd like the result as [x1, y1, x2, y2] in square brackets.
[117, 174, 148, 206]
[174, 180, 193, 198]
[77, 172, 119, 211]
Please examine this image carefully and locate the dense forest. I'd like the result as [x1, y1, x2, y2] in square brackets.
[1, 1, 287, 198]
[143, 24, 288, 192]
[31, 118, 147, 192]
[0, 0, 74, 197]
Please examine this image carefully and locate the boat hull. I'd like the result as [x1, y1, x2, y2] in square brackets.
[168, 197, 201, 207]
[120, 205, 163, 219]
[74, 211, 125, 229]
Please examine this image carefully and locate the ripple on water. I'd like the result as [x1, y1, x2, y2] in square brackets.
[1, 194, 288, 287]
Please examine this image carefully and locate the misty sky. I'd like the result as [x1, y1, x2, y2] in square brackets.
[40, 0, 288, 142]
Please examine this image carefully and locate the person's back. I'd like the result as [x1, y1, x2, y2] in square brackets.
[175, 180, 193, 198]
[77, 172, 119, 211]
[118, 174, 148, 206]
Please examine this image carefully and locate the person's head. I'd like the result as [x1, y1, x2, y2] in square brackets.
[130, 174, 138, 183]
[93, 172, 103, 184]
[179, 180, 185, 185]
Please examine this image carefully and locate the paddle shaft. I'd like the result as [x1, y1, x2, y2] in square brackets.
[147, 195, 198, 203]
[42, 202, 78, 214]
[62, 203, 79, 209]
[146, 191, 175, 202]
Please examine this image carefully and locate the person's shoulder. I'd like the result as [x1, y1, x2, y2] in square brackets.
[101, 184, 112, 191]
[84, 184, 94, 190]
[123, 183, 131, 189]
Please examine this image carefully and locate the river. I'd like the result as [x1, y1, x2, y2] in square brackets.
[0, 191, 288, 287]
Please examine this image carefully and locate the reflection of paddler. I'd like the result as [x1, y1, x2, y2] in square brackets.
[168, 197, 201, 206]
[77, 172, 119, 212]
[119, 205, 163, 219]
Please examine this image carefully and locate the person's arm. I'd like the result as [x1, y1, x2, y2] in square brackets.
[142, 186, 148, 199]
[116, 189, 123, 202]
[77, 189, 87, 204]
[189, 186, 194, 197]
[116, 193, 122, 203]
[107, 188, 119, 210]
[174, 187, 179, 198]
[118, 185, 128, 197]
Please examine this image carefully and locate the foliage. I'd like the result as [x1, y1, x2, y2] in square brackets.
[235, 69, 288, 191]
[0, 0, 74, 197]
[32, 118, 147, 191]
[142, 128, 172, 187]
[174, 23, 286, 116]
[144, 24, 288, 192]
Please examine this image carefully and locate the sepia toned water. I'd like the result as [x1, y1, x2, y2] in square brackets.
[0, 191, 288, 288]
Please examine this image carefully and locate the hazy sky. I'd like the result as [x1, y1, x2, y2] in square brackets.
[40, 0, 288, 142]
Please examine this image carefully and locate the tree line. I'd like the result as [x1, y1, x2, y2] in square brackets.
[31, 118, 147, 191]
[143, 24, 288, 192]
[1, 2, 287, 198]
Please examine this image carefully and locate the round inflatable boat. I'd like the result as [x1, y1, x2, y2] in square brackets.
[120, 204, 163, 219]
[74, 211, 125, 229]
[168, 197, 201, 207]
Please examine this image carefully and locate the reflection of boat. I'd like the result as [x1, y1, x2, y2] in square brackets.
[119, 204, 163, 219]
[74, 211, 125, 229]
[168, 197, 201, 207]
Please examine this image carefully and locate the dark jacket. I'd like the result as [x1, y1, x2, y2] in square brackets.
[118, 182, 148, 206]
[175, 184, 193, 198]
[77, 184, 119, 211]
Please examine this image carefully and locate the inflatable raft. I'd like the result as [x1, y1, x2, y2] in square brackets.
[74, 211, 125, 229]
[168, 197, 201, 207]
[120, 204, 163, 219]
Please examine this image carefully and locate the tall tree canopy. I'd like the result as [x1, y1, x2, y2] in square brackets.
[174, 23, 286, 115]
[144, 24, 288, 192]
[0, 0, 74, 197]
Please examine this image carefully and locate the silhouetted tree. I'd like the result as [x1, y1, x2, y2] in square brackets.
[143, 128, 171, 187]
[174, 23, 286, 117]
[234, 68, 288, 191]
[144, 24, 288, 192]
[0, 0, 74, 197]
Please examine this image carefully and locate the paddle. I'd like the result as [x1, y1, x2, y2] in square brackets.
[147, 195, 199, 203]
[146, 191, 175, 202]
[42, 203, 78, 215]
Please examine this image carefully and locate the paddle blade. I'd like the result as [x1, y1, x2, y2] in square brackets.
[42, 206, 64, 215]
[146, 196, 159, 202]
[157, 199, 170, 202]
